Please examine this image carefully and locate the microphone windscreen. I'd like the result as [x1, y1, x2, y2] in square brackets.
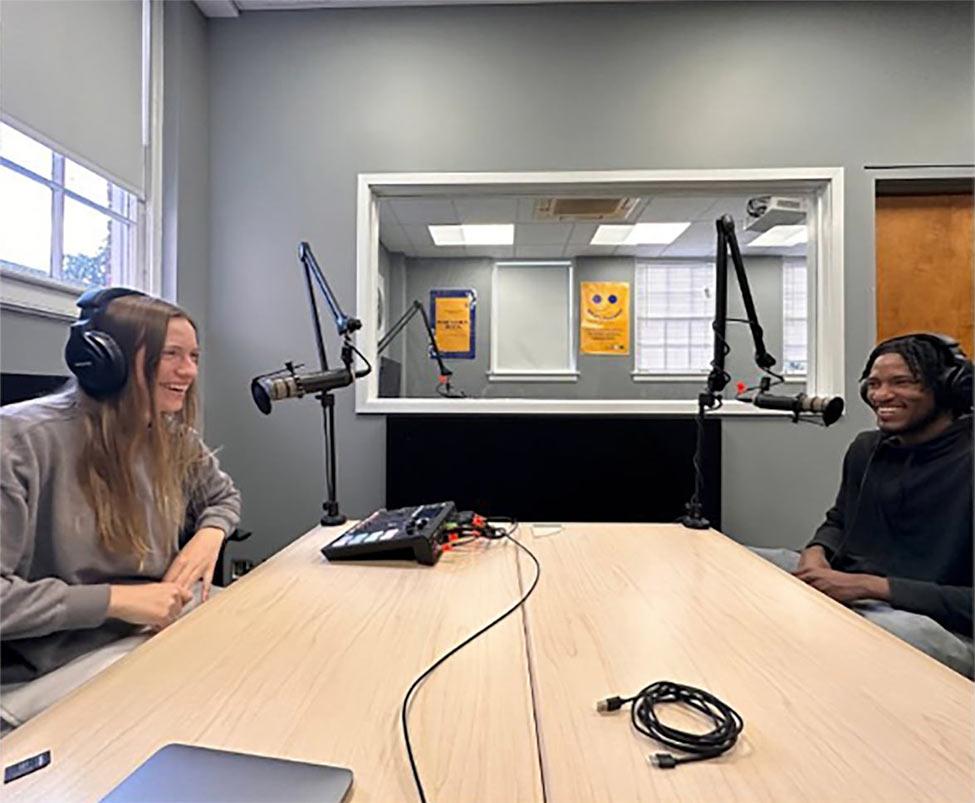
[251, 378, 272, 415]
[822, 396, 844, 427]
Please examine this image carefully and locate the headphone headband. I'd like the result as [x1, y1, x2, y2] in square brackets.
[75, 286, 143, 319]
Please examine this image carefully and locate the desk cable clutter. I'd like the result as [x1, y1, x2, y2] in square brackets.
[324, 504, 540, 803]
[400, 513, 540, 803]
[597, 681, 744, 768]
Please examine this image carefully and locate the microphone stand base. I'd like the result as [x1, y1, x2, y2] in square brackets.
[679, 514, 710, 530]
[321, 513, 348, 527]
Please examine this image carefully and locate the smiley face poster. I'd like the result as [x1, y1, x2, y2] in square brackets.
[580, 281, 630, 355]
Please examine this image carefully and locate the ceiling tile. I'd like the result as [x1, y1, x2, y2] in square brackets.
[401, 224, 435, 250]
[378, 201, 401, 228]
[639, 195, 715, 223]
[388, 198, 459, 225]
[454, 197, 518, 223]
[516, 197, 539, 223]
[411, 245, 467, 260]
[659, 220, 714, 257]
[514, 223, 573, 246]
[467, 245, 515, 259]
[379, 222, 410, 254]
[632, 244, 669, 258]
[566, 223, 599, 244]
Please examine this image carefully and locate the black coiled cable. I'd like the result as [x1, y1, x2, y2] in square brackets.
[598, 680, 743, 768]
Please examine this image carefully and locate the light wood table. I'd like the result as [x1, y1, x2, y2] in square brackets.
[0, 525, 544, 802]
[520, 523, 974, 802]
[4, 521, 972, 802]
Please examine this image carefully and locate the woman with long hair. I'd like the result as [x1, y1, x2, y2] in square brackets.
[0, 288, 241, 714]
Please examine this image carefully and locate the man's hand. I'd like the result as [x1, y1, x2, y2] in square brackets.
[792, 566, 890, 604]
[108, 583, 193, 629]
[796, 545, 830, 573]
[163, 527, 226, 601]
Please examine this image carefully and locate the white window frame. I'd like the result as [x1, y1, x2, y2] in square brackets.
[355, 168, 844, 415]
[0, 0, 162, 322]
[489, 260, 578, 382]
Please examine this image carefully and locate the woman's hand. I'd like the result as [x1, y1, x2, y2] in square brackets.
[108, 583, 193, 629]
[162, 527, 226, 601]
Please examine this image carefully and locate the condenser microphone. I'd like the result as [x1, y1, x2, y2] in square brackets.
[251, 368, 354, 415]
[752, 391, 845, 427]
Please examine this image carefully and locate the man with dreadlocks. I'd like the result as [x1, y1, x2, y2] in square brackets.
[756, 333, 973, 676]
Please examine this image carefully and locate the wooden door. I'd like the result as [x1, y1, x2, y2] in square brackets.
[875, 192, 974, 355]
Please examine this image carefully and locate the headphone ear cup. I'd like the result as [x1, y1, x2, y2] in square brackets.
[65, 328, 129, 397]
[946, 361, 974, 413]
[859, 377, 871, 406]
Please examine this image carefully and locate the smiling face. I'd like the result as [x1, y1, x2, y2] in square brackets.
[152, 317, 199, 414]
[586, 291, 624, 321]
[865, 352, 949, 443]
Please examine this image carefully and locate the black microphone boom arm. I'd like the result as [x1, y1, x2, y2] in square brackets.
[299, 242, 361, 340]
[706, 215, 777, 397]
[251, 242, 370, 528]
[377, 300, 453, 381]
[682, 215, 781, 530]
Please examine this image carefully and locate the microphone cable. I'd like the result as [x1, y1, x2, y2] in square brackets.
[597, 681, 744, 768]
[400, 518, 540, 803]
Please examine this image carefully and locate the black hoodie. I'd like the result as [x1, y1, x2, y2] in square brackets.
[809, 416, 973, 636]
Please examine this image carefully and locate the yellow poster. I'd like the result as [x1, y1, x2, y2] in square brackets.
[433, 294, 473, 356]
[580, 282, 630, 355]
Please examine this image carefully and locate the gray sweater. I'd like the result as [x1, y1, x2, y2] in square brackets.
[1, 393, 241, 683]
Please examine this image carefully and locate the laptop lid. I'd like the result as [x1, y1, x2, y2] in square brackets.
[101, 743, 353, 803]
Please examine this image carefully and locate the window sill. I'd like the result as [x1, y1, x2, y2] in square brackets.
[631, 372, 708, 383]
[487, 371, 580, 383]
[356, 396, 842, 417]
[0, 268, 87, 321]
[631, 371, 809, 383]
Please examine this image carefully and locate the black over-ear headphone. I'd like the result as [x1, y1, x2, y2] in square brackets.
[64, 287, 145, 398]
[859, 332, 974, 414]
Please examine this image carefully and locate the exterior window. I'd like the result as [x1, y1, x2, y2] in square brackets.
[0, 122, 141, 291]
[782, 259, 808, 375]
[635, 261, 715, 374]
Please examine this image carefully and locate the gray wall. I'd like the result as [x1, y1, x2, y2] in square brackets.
[205, 2, 974, 559]
[162, 0, 211, 352]
[400, 254, 793, 399]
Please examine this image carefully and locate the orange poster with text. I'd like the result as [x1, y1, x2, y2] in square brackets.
[580, 281, 629, 355]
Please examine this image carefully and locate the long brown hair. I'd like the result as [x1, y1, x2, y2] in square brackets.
[74, 294, 203, 562]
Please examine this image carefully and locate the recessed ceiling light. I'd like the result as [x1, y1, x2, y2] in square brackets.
[747, 225, 807, 247]
[590, 225, 633, 246]
[590, 222, 691, 246]
[429, 224, 514, 246]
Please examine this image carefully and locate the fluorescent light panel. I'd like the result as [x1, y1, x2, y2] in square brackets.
[590, 222, 691, 246]
[429, 224, 514, 246]
[747, 225, 807, 247]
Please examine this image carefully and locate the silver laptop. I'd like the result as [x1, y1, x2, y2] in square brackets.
[101, 743, 353, 802]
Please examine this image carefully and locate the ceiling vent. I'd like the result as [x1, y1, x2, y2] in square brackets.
[535, 197, 638, 222]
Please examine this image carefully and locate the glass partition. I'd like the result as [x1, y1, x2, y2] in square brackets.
[355, 170, 844, 414]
